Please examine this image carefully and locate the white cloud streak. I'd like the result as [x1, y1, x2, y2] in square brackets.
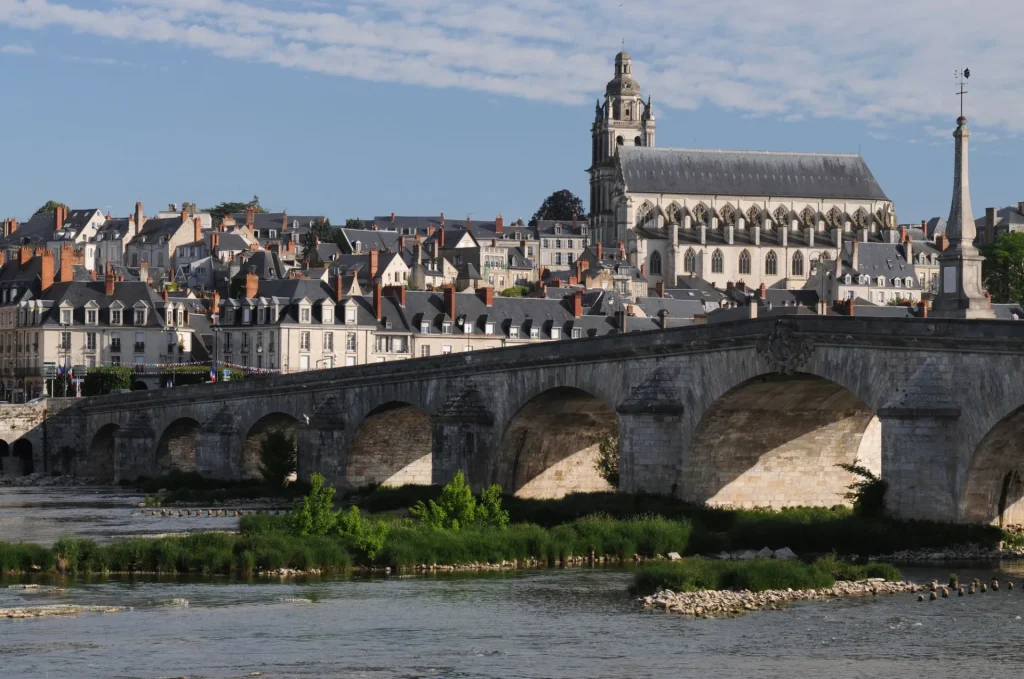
[1, 0, 1023, 131]
[0, 42, 33, 54]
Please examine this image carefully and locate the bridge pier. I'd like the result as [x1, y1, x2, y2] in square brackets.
[879, 410, 961, 522]
[196, 410, 243, 480]
[296, 406, 346, 485]
[432, 388, 495, 491]
[113, 414, 156, 482]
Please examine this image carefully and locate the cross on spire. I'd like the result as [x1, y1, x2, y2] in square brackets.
[955, 67, 970, 118]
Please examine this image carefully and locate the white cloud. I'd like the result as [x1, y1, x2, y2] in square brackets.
[0, 43, 33, 54]
[1, 0, 1023, 131]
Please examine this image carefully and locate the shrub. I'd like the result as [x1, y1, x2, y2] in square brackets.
[477, 484, 510, 530]
[337, 506, 390, 562]
[837, 463, 888, 517]
[289, 473, 337, 536]
[410, 472, 509, 531]
[499, 285, 530, 298]
[258, 431, 297, 485]
[595, 428, 620, 488]
[82, 367, 134, 396]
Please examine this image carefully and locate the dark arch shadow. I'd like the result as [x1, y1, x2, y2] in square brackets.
[495, 387, 618, 498]
[12, 439, 33, 475]
[683, 372, 880, 509]
[243, 413, 300, 480]
[345, 401, 432, 489]
[155, 418, 201, 475]
[961, 404, 1024, 525]
[83, 423, 119, 481]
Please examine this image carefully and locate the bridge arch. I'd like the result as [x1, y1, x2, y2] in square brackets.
[345, 401, 432, 489]
[960, 402, 1024, 525]
[155, 417, 201, 475]
[494, 386, 618, 498]
[242, 413, 300, 479]
[682, 371, 880, 509]
[83, 423, 119, 481]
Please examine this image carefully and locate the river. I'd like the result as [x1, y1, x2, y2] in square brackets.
[3, 488, 1024, 678]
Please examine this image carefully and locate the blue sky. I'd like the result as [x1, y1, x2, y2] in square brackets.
[1, 0, 1022, 226]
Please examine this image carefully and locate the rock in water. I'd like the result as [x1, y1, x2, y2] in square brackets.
[772, 547, 797, 560]
[756, 547, 774, 559]
[958, 587, 965, 596]
[918, 594, 925, 602]
[982, 584, 988, 593]
[666, 552, 682, 561]
[930, 591, 938, 601]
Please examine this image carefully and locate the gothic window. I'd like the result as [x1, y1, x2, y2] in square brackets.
[765, 250, 778, 276]
[634, 136, 642, 146]
[649, 251, 662, 275]
[693, 203, 708, 225]
[711, 249, 724, 274]
[853, 208, 869, 229]
[746, 205, 761, 226]
[684, 248, 696, 273]
[773, 206, 790, 226]
[826, 206, 843, 227]
[719, 203, 736, 226]
[820, 251, 831, 261]
[800, 207, 817, 228]
[792, 251, 804, 276]
[738, 249, 751, 275]
[666, 203, 681, 225]
[876, 208, 888, 228]
[636, 202, 654, 228]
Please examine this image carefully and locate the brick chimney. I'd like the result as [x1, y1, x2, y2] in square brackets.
[438, 227, 446, 248]
[334, 272, 343, 302]
[986, 207, 996, 244]
[105, 264, 116, 295]
[245, 207, 255, 229]
[54, 205, 66, 231]
[440, 212, 445, 226]
[193, 216, 202, 243]
[209, 290, 220, 322]
[18, 246, 31, 267]
[917, 300, 928, 318]
[656, 280, 665, 298]
[495, 215, 504, 234]
[443, 284, 456, 320]
[759, 281, 767, 298]
[282, 212, 288, 231]
[139, 260, 149, 284]
[368, 248, 379, 282]
[386, 284, 407, 307]
[596, 243, 603, 260]
[618, 240, 625, 259]
[245, 272, 258, 299]
[846, 297, 855, 316]
[572, 212, 578, 229]
[479, 286, 493, 306]
[0, 250, 5, 269]
[162, 288, 169, 302]
[373, 282, 383, 321]
[6, 217, 17, 236]
[58, 242, 75, 282]
[133, 201, 144, 238]
[572, 290, 583, 318]
[180, 205, 188, 223]
[398, 236, 406, 252]
[40, 249, 55, 291]
[211, 232, 220, 252]
[390, 212, 395, 224]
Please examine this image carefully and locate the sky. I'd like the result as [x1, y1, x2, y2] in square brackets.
[1, 0, 1023, 226]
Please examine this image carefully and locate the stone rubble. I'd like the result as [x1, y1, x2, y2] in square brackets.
[868, 543, 1024, 563]
[641, 578, 916, 617]
[0, 473, 96, 487]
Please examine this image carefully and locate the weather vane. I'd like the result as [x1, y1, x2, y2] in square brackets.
[955, 67, 970, 118]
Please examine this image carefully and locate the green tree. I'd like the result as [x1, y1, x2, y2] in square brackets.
[531, 189, 586, 225]
[500, 285, 530, 298]
[336, 506, 390, 561]
[34, 200, 68, 216]
[983, 232, 1024, 304]
[409, 471, 508, 530]
[204, 195, 268, 222]
[289, 472, 337, 536]
[258, 430, 297, 485]
[82, 367, 133, 396]
[837, 463, 888, 518]
[595, 427, 620, 487]
[344, 218, 364, 229]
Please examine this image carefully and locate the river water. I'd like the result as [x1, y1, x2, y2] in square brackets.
[3, 489, 1024, 679]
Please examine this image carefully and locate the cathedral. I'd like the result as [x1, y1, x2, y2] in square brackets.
[588, 52, 898, 292]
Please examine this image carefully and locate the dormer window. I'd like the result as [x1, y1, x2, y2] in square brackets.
[258, 307, 265, 324]
[226, 308, 235, 324]
[111, 309, 122, 325]
[60, 309, 72, 325]
[571, 327, 582, 339]
[529, 326, 539, 339]
[905, 277, 913, 287]
[420, 321, 430, 334]
[300, 307, 311, 323]
[893, 278, 902, 288]
[876, 276, 886, 287]
[485, 322, 494, 335]
[323, 308, 333, 324]
[844, 274, 852, 284]
[243, 308, 252, 323]
[345, 306, 356, 325]
[510, 326, 519, 339]
[442, 321, 452, 334]
[134, 308, 147, 325]
[554, 225, 561, 234]
[551, 327, 560, 340]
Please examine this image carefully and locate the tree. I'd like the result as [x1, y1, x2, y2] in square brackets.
[34, 200, 68, 216]
[983, 232, 1024, 304]
[289, 472, 337, 536]
[204, 195, 268, 222]
[531, 189, 586, 225]
[82, 367, 133, 396]
[344, 218, 364, 229]
[595, 427, 620, 488]
[259, 430, 297, 485]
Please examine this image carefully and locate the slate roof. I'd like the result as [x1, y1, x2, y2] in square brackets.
[0, 213, 56, 249]
[840, 241, 920, 287]
[617, 146, 889, 201]
[37, 281, 169, 327]
[53, 209, 102, 240]
[132, 217, 185, 244]
[95, 218, 131, 241]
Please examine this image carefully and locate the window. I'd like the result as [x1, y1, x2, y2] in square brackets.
[256, 331, 263, 350]
[555, 239, 562, 249]
[86, 332, 96, 351]
[893, 277, 902, 288]
[711, 249, 724, 274]
[134, 332, 145, 353]
[649, 251, 662, 275]
[442, 345, 452, 355]
[529, 326, 539, 339]
[442, 322, 452, 334]
[684, 248, 696, 273]
[375, 335, 408, 353]
[765, 251, 778, 276]
[60, 331, 71, 350]
[242, 333, 250, 351]
[134, 309, 146, 326]
[86, 309, 97, 325]
[61, 309, 71, 325]
[543, 239, 549, 248]
[323, 308, 333, 324]
[243, 308, 251, 324]
[324, 332, 334, 351]
[571, 327, 582, 339]
[421, 346, 430, 357]
[111, 355, 120, 366]
[510, 326, 519, 339]
[844, 274, 852, 284]
[300, 355, 310, 370]
[226, 309, 235, 324]
[420, 321, 430, 334]
[258, 307, 265, 324]
[111, 333, 121, 352]
[300, 331, 310, 351]
[300, 307, 310, 323]
[905, 277, 914, 288]
[551, 327, 561, 340]
[485, 322, 494, 335]
[269, 332, 275, 352]
[224, 332, 232, 352]
[738, 250, 751, 275]
[791, 251, 804, 277]
[346, 332, 356, 351]
[344, 307, 357, 324]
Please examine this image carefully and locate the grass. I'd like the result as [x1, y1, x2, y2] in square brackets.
[126, 471, 309, 505]
[630, 555, 903, 596]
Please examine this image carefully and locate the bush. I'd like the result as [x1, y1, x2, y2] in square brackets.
[499, 285, 531, 298]
[289, 473, 337, 536]
[595, 429, 620, 488]
[837, 463, 888, 518]
[337, 506, 390, 562]
[259, 431, 297, 485]
[410, 471, 509, 530]
[82, 367, 134, 396]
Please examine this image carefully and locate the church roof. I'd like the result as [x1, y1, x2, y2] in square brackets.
[617, 147, 889, 202]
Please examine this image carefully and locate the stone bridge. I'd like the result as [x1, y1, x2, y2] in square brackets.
[31, 317, 1024, 525]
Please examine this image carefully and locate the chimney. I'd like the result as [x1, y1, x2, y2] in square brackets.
[479, 286, 494, 306]
[193, 216, 202, 243]
[245, 272, 259, 299]
[386, 284, 407, 307]
[656, 280, 665, 298]
[53, 205, 65, 231]
[18, 246, 31, 267]
[846, 297, 855, 316]
[368, 248, 379, 282]
[851, 237, 859, 269]
[7, 218, 17, 236]
[414, 234, 423, 260]
[495, 215, 504, 233]
[0, 250, 5, 268]
[438, 227, 446, 247]
[571, 290, 583, 318]
[209, 290, 220, 322]
[618, 240, 625, 260]
[334, 272, 343, 302]
[759, 281, 767, 298]
[390, 212, 395, 224]
[917, 300, 928, 318]
[986, 207, 996, 244]
[105, 265, 116, 295]
[40, 249, 55, 291]
[440, 212, 445, 226]
[443, 284, 456, 320]
[371, 222, 378, 231]
[282, 212, 288, 231]
[245, 207, 255, 229]
[572, 212, 578, 229]
[596, 243, 603, 260]
[59, 243, 74, 282]
[398, 236, 406, 252]
[180, 205, 188, 223]
[899, 225, 906, 242]
[373, 282, 383, 321]
[211, 232, 220, 252]
[139, 260, 149, 284]
[162, 288, 169, 302]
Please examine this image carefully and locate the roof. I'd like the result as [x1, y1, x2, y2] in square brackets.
[0, 213, 56, 249]
[132, 217, 185, 244]
[617, 146, 890, 201]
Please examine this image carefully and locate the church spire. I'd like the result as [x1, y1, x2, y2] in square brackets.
[931, 113, 995, 319]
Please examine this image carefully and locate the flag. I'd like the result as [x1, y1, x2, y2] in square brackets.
[56, 363, 64, 378]
[66, 359, 73, 381]
[209, 366, 217, 383]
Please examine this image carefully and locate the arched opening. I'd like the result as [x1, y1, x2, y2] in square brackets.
[738, 249, 751, 275]
[155, 418, 201, 476]
[649, 251, 662, 275]
[711, 249, 724, 274]
[12, 439, 33, 476]
[0, 439, 10, 477]
[243, 413, 299, 479]
[683, 248, 696, 273]
[346, 402, 432, 489]
[616, 135, 624, 146]
[791, 251, 804, 276]
[0, 439, 8, 457]
[83, 423, 119, 481]
[495, 387, 618, 498]
[634, 136, 642, 146]
[683, 373, 880, 509]
[961, 405, 1024, 525]
[765, 250, 778, 276]
[132, 381, 148, 390]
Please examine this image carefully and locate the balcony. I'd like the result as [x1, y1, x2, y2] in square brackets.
[134, 342, 146, 353]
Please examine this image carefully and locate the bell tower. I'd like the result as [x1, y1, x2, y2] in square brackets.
[589, 51, 655, 243]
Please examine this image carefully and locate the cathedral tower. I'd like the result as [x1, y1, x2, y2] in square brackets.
[589, 52, 655, 243]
